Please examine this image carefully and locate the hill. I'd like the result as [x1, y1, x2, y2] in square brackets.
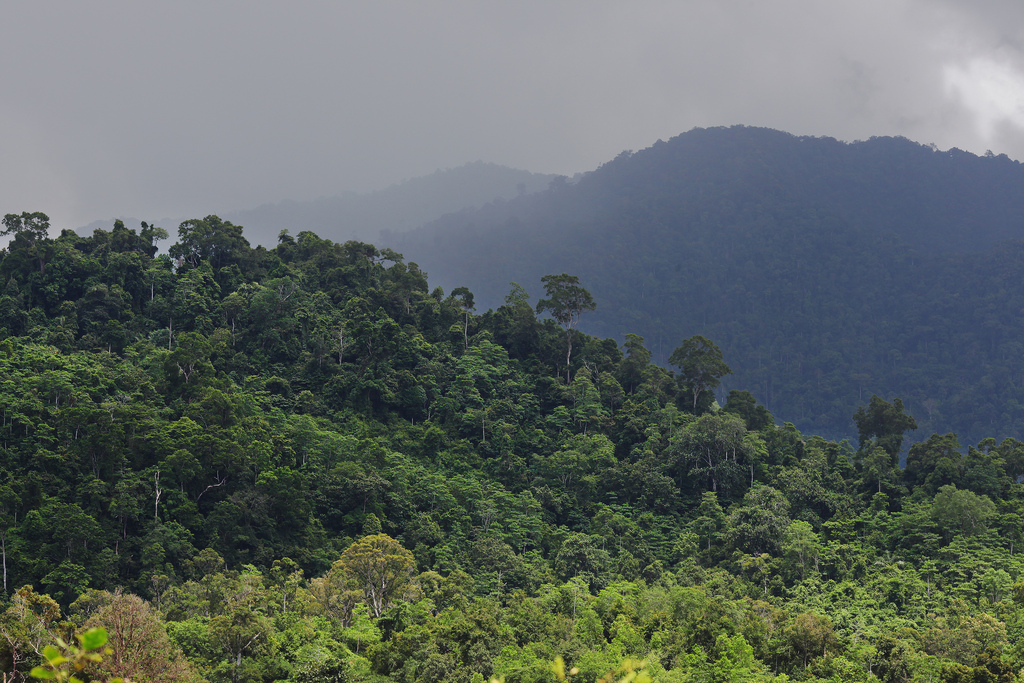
[76, 161, 558, 248]
[2, 214, 1024, 680]
[388, 126, 1024, 443]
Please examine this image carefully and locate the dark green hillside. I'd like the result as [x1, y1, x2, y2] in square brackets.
[389, 126, 1024, 443]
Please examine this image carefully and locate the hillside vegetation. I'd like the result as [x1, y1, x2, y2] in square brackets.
[1, 213, 1024, 682]
[390, 126, 1024, 443]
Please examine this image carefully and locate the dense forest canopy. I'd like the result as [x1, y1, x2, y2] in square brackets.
[2, 211, 1024, 682]
[389, 126, 1024, 444]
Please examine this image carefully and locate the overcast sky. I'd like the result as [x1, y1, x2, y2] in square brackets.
[4, 0, 1024, 229]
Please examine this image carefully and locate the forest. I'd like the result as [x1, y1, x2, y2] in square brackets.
[391, 126, 1024, 445]
[1, 211, 1024, 682]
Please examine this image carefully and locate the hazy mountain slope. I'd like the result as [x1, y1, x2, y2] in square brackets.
[226, 161, 558, 247]
[388, 126, 1024, 443]
[77, 161, 558, 248]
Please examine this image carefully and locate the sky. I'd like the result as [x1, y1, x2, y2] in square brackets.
[3, 0, 1024, 230]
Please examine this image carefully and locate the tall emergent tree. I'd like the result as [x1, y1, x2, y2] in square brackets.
[2, 212, 50, 274]
[853, 395, 918, 463]
[335, 534, 415, 618]
[450, 286, 475, 348]
[168, 215, 250, 271]
[669, 335, 732, 413]
[536, 273, 596, 382]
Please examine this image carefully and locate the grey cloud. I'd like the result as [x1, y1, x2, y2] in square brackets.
[1, 1, 1022, 230]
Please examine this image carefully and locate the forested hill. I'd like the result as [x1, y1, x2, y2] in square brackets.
[388, 126, 1024, 444]
[4, 215, 1024, 681]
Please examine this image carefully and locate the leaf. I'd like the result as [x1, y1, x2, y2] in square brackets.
[28, 667, 55, 680]
[80, 627, 108, 651]
[551, 656, 566, 681]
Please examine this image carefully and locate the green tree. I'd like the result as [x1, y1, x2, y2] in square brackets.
[931, 485, 996, 540]
[674, 412, 758, 494]
[0, 586, 62, 679]
[208, 603, 273, 683]
[2, 212, 50, 274]
[669, 335, 732, 413]
[536, 273, 596, 382]
[0, 483, 19, 594]
[617, 334, 652, 395]
[861, 445, 900, 494]
[335, 534, 415, 618]
[723, 389, 774, 431]
[904, 432, 962, 493]
[166, 332, 213, 386]
[2, 212, 49, 244]
[727, 486, 791, 556]
[449, 287, 475, 348]
[872, 635, 914, 683]
[554, 533, 611, 587]
[853, 395, 917, 462]
[786, 612, 835, 669]
[692, 491, 727, 553]
[536, 433, 616, 502]
[783, 520, 821, 580]
[168, 215, 249, 271]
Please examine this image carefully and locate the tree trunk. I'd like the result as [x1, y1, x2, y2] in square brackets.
[154, 470, 163, 521]
[566, 333, 573, 383]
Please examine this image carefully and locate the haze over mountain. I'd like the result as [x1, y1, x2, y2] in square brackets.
[10, 2, 1024, 232]
[76, 162, 557, 248]
[387, 126, 1024, 444]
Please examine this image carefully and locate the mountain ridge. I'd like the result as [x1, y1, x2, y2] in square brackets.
[75, 161, 559, 248]
[386, 126, 1024, 443]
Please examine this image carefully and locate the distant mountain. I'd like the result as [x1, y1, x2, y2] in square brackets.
[387, 126, 1024, 444]
[77, 161, 559, 248]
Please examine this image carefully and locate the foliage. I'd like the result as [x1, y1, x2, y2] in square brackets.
[669, 336, 731, 415]
[1, 213, 1023, 681]
[536, 274, 596, 382]
[853, 395, 918, 462]
[29, 627, 123, 683]
[334, 534, 415, 618]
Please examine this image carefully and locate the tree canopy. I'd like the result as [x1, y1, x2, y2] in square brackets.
[0, 214, 1021, 683]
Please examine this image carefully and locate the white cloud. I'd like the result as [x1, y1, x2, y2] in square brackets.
[944, 57, 1024, 140]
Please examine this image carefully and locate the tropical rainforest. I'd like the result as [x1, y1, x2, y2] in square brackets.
[0, 206, 1023, 683]
[390, 126, 1024, 445]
